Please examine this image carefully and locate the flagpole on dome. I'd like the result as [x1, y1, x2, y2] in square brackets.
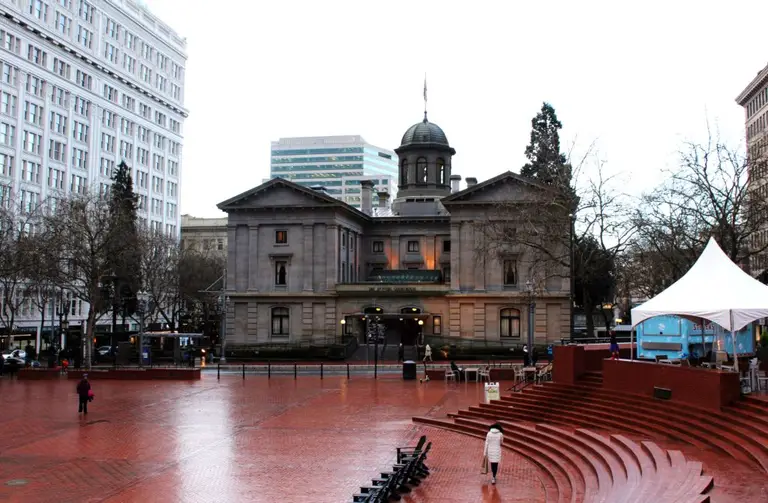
[423, 73, 428, 122]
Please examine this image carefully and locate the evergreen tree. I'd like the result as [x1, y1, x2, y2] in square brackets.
[107, 161, 141, 319]
[521, 103, 572, 189]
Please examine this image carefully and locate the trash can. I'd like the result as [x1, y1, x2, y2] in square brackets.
[402, 360, 417, 380]
[141, 347, 151, 365]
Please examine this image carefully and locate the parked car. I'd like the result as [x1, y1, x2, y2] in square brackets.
[97, 346, 114, 356]
[2, 349, 26, 361]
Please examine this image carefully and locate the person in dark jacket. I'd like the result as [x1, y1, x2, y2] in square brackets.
[76, 374, 91, 415]
[609, 331, 620, 360]
[397, 343, 405, 363]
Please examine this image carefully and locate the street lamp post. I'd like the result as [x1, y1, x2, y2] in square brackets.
[526, 280, 536, 362]
[418, 319, 424, 346]
[219, 294, 228, 363]
[569, 213, 576, 341]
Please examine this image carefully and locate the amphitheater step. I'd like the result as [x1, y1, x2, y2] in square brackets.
[413, 415, 712, 503]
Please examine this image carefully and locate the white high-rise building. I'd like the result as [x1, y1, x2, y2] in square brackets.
[0, 0, 186, 350]
[0, 0, 187, 236]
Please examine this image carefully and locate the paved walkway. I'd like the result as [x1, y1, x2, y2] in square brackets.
[0, 376, 543, 503]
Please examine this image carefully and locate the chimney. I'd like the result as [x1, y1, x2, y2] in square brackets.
[360, 180, 374, 215]
[450, 174, 462, 193]
[466, 177, 478, 188]
[377, 191, 390, 208]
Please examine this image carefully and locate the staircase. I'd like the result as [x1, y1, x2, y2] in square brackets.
[411, 369, 768, 502]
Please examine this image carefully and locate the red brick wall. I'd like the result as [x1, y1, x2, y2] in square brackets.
[602, 359, 740, 410]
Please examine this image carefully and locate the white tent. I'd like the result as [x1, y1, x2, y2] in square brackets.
[631, 237, 768, 369]
[631, 237, 768, 331]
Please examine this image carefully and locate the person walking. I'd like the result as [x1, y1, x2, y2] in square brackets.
[609, 331, 620, 360]
[397, 343, 405, 363]
[483, 423, 504, 484]
[76, 374, 91, 415]
[423, 344, 432, 362]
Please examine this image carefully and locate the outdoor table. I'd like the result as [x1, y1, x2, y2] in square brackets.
[464, 367, 480, 382]
[523, 366, 537, 382]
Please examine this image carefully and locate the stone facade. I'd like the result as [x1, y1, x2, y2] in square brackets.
[217, 118, 571, 347]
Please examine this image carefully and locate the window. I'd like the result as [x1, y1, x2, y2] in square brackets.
[21, 160, 41, 183]
[101, 133, 114, 153]
[23, 101, 42, 126]
[407, 240, 419, 253]
[372, 240, 384, 253]
[50, 86, 66, 106]
[103, 42, 118, 64]
[417, 157, 427, 183]
[217, 239, 224, 251]
[271, 307, 289, 336]
[437, 158, 446, 185]
[167, 160, 178, 176]
[73, 96, 89, 116]
[48, 166, 64, 189]
[76, 70, 92, 89]
[443, 240, 451, 253]
[124, 31, 136, 50]
[442, 265, 451, 283]
[275, 230, 287, 244]
[123, 53, 135, 73]
[503, 259, 518, 286]
[23, 131, 42, 155]
[0, 122, 14, 146]
[73, 121, 88, 142]
[99, 158, 114, 177]
[122, 94, 135, 112]
[70, 174, 87, 194]
[77, 26, 92, 49]
[0, 153, 13, 177]
[49, 139, 66, 162]
[120, 118, 133, 136]
[400, 160, 408, 184]
[137, 126, 148, 142]
[275, 261, 287, 286]
[78, 0, 93, 23]
[103, 85, 118, 103]
[27, 45, 47, 67]
[55, 11, 71, 35]
[50, 111, 67, 135]
[140, 64, 151, 83]
[1, 30, 22, 54]
[105, 18, 118, 39]
[433, 316, 442, 335]
[29, 0, 49, 21]
[1, 92, 17, 116]
[53, 58, 70, 78]
[1, 61, 15, 85]
[500, 308, 521, 338]
[102, 109, 116, 128]
[25, 74, 44, 98]
[119, 140, 132, 160]
[71, 147, 87, 169]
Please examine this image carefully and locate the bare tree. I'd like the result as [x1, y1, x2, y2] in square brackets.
[475, 156, 637, 337]
[631, 130, 767, 294]
[0, 193, 44, 347]
[46, 193, 127, 369]
[138, 228, 182, 329]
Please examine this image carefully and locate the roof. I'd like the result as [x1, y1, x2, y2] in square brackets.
[631, 237, 768, 332]
[736, 61, 768, 105]
[216, 177, 369, 219]
[441, 171, 557, 204]
[400, 117, 450, 147]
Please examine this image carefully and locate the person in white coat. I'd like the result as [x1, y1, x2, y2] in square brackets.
[423, 344, 432, 362]
[484, 423, 504, 484]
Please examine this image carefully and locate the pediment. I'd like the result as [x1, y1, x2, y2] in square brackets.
[218, 179, 343, 212]
[441, 171, 551, 205]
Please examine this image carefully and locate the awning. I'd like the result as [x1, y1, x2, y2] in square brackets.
[366, 270, 443, 283]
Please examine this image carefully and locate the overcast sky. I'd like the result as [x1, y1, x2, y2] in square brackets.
[144, 0, 768, 218]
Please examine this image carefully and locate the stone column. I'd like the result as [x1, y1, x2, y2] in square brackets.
[303, 224, 314, 291]
[226, 225, 236, 291]
[326, 225, 338, 290]
[248, 225, 259, 291]
[450, 222, 460, 290]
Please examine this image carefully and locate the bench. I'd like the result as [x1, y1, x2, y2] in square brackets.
[352, 437, 431, 502]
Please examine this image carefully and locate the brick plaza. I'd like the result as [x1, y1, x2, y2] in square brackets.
[0, 375, 544, 503]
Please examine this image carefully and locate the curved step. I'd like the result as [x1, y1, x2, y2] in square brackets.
[413, 416, 567, 502]
[510, 386, 766, 470]
[414, 415, 712, 503]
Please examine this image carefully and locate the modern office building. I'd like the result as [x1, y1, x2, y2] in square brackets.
[269, 135, 397, 210]
[737, 61, 768, 276]
[0, 0, 187, 351]
[0, 0, 187, 236]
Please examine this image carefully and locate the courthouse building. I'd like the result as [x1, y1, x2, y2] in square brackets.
[218, 114, 571, 347]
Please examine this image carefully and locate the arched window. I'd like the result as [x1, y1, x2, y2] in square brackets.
[436, 158, 445, 185]
[400, 160, 408, 184]
[500, 308, 521, 338]
[271, 307, 289, 336]
[417, 157, 427, 183]
[275, 261, 287, 285]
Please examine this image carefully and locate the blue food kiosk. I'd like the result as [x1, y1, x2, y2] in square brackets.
[635, 316, 755, 361]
